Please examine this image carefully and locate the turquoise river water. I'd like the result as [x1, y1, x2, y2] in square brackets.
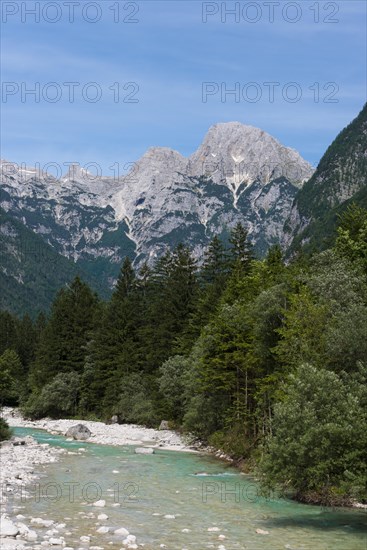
[8, 427, 367, 549]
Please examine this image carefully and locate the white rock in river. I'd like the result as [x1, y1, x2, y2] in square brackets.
[207, 527, 220, 532]
[97, 514, 108, 521]
[164, 515, 175, 519]
[24, 530, 38, 541]
[0, 539, 24, 549]
[0, 517, 19, 537]
[15, 522, 29, 535]
[65, 424, 91, 441]
[31, 518, 54, 527]
[80, 536, 90, 542]
[256, 528, 269, 535]
[49, 538, 65, 545]
[124, 535, 136, 543]
[96, 526, 109, 534]
[114, 527, 129, 536]
[92, 500, 106, 507]
[46, 529, 59, 536]
[134, 447, 154, 454]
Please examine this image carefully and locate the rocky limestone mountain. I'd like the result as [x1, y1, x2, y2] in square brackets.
[0, 122, 314, 288]
[188, 122, 312, 192]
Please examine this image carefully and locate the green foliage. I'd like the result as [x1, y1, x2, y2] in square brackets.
[208, 425, 254, 460]
[159, 355, 190, 421]
[0, 414, 11, 441]
[259, 364, 367, 505]
[187, 236, 229, 336]
[0, 311, 18, 355]
[0, 208, 103, 317]
[336, 205, 367, 272]
[0, 349, 23, 405]
[287, 103, 367, 255]
[277, 250, 367, 373]
[114, 373, 157, 427]
[22, 372, 80, 419]
[229, 222, 254, 271]
[183, 394, 226, 439]
[80, 258, 145, 415]
[29, 276, 99, 389]
[275, 288, 329, 369]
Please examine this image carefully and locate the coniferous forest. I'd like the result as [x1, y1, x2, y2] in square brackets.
[1, 207, 367, 506]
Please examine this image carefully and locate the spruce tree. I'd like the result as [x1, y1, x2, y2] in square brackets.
[0, 349, 23, 405]
[16, 314, 37, 368]
[0, 311, 17, 356]
[201, 236, 228, 285]
[29, 277, 99, 390]
[81, 258, 144, 416]
[186, 236, 229, 343]
[229, 223, 254, 272]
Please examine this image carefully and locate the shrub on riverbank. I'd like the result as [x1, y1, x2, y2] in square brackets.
[259, 364, 367, 506]
[21, 372, 80, 419]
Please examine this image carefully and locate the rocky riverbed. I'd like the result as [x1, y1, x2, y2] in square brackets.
[2, 408, 193, 453]
[0, 413, 366, 550]
[0, 433, 67, 549]
[0, 408, 197, 549]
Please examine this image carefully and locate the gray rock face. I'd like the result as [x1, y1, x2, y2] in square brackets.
[65, 424, 91, 441]
[0, 123, 314, 283]
[189, 122, 312, 190]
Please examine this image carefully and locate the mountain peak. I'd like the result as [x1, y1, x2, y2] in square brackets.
[61, 163, 95, 185]
[207, 121, 261, 133]
[143, 146, 185, 162]
[189, 122, 313, 191]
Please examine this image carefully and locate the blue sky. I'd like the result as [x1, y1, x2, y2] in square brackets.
[1, 0, 366, 175]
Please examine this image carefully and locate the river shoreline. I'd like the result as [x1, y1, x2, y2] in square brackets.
[0, 410, 233, 549]
[2, 407, 365, 512]
[1, 407, 198, 453]
[0, 430, 67, 549]
[0, 405, 196, 549]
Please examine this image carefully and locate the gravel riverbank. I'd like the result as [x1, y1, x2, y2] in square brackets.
[0, 432, 67, 549]
[1, 408, 195, 453]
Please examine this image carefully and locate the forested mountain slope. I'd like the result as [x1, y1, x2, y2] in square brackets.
[285, 103, 367, 253]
